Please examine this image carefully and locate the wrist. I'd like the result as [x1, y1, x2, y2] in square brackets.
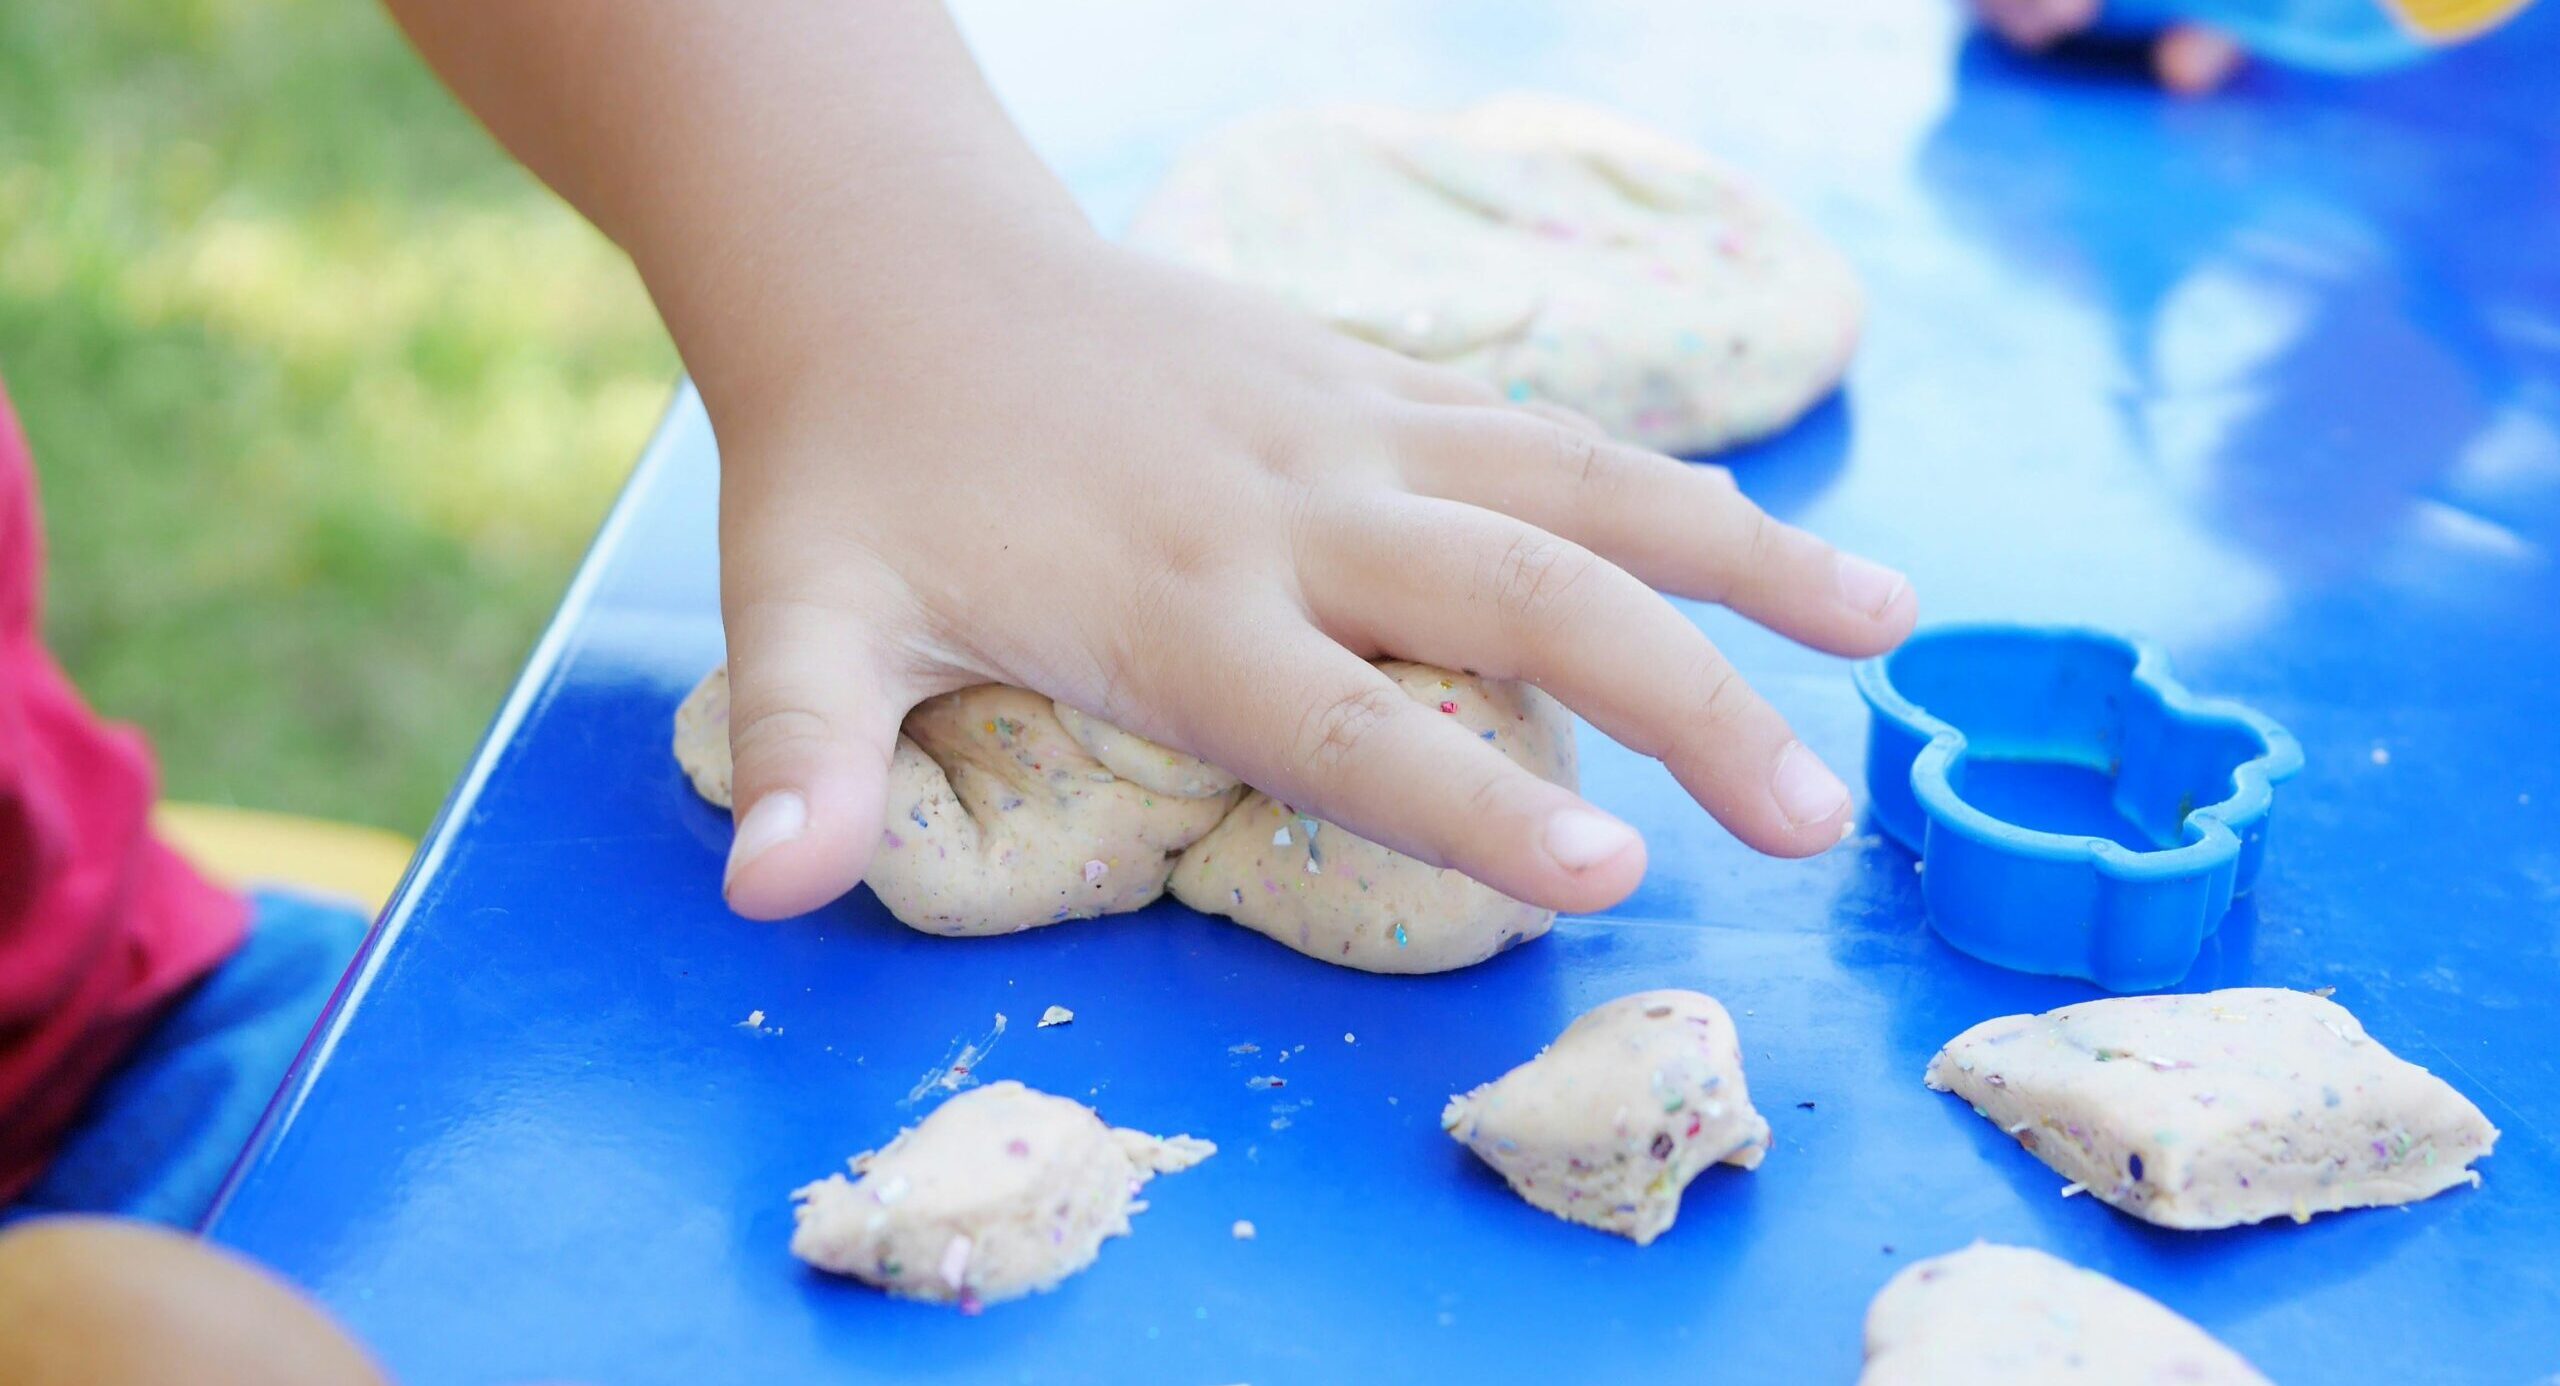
[643, 173, 1097, 447]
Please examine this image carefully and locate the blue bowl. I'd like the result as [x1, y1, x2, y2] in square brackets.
[1853, 625, 2303, 992]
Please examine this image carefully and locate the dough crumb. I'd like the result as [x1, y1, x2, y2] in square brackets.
[1230, 1219, 1256, 1241]
[1927, 987, 2497, 1229]
[1343, 1032, 1356, 1044]
[1860, 1243, 2268, 1383]
[1443, 990, 1767, 1244]
[2370, 744, 2392, 765]
[739, 1010, 765, 1029]
[791, 1081, 1212, 1307]
[1037, 1005, 1075, 1028]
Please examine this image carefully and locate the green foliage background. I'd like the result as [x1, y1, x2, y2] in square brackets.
[1, 0, 679, 831]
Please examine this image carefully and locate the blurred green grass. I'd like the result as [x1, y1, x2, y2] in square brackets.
[0, 0, 679, 832]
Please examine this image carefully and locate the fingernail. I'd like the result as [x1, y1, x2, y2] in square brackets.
[1835, 553, 1908, 618]
[1772, 741, 1851, 828]
[1544, 808, 1640, 872]
[725, 791, 807, 893]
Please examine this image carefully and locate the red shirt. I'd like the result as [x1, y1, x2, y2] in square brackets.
[0, 379, 246, 1203]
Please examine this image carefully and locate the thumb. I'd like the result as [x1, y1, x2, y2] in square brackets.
[718, 596, 918, 921]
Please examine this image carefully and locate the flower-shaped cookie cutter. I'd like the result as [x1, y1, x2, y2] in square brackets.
[1854, 625, 2303, 992]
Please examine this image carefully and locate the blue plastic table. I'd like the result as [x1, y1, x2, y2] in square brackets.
[206, 3, 2560, 1381]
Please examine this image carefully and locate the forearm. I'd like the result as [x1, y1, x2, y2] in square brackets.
[381, 0, 1090, 419]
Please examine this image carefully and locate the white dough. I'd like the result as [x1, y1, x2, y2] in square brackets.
[672, 663, 1573, 974]
[876, 688, 1237, 933]
[1927, 987, 2498, 1229]
[1167, 663, 1573, 974]
[1442, 990, 1768, 1244]
[789, 1080, 1212, 1310]
[670, 665, 733, 807]
[1052, 701, 1240, 800]
[1128, 94, 1864, 455]
[1861, 1243, 2269, 1385]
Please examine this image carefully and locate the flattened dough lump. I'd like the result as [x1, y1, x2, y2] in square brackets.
[670, 662, 1575, 973]
[881, 688, 1238, 932]
[1442, 990, 1768, 1244]
[1861, 1243, 2269, 1385]
[1128, 93, 1864, 456]
[1168, 664, 1574, 973]
[789, 1080, 1212, 1309]
[1927, 987, 2498, 1229]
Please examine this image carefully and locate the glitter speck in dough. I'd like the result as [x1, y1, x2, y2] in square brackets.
[790, 1081, 1213, 1307]
[1926, 988, 2497, 1229]
[1442, 990, 1768, 1244]
[1860, 1244, 2269, 1384]
[1128, 94, 1863, 456]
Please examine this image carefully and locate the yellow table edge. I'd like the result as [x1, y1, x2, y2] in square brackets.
[154, 803, 417, 917]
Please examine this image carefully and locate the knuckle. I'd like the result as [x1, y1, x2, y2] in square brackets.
[728, 702, 837, 776]
[1458, 763, 1518, 823]
[1292, 683, 1408, 776]
[1485, 532, 1597, 631]
[1657, 655, 1756, 767]
[1695, 660, 1757, 737]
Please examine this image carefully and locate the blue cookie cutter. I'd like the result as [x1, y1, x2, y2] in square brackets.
[1853, 624, 2303, 992]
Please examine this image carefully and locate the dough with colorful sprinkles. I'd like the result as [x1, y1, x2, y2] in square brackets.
[672, 663, 1573, 972]
[1168, 663, 1574, 973]
[1926, 987, 2498, 1229]
[1443, 990, 1769, 1244]
[1860, 1243, 2270, 1385]
[1127, 93, 1864, 455]
[789, 1080, 1212, 1310]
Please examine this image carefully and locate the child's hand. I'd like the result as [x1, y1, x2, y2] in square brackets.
[390, 0, 1917, 922]
[1969, 0, 2247, 92]
[704, 236, 1914, 919]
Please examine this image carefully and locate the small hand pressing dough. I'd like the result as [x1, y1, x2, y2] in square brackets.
[1443, 990, 1769, 1244]
[1928, 987, 2498, 1229]
[672, 661, 1574, 972]
[1169, 664, 1573, 973]
[1861, 1243, 2269, 1385]
[1128, 93, 1864, 455]
[790, 1080, 1212, 1310]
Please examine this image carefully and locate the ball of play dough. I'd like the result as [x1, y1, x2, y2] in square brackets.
[790, 1080, 1213, 1310]
[1860, 1243, 2270, 1385]
[1168, 662, 1573, 974]
[675, 672, 1239, 933]
[1442, 989, 1770, 1244]
[880, 687, 1240, 932]
[672, 664, 734, 807]
[1926, 987, 2499, 1230]
[671, 663, 1576, 974]
[1127, 93, 1864, 456]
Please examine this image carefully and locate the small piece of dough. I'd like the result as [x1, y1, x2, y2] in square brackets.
[1442, 990, 1769, 1244]
[1168, 663, 1573, 973]
[1861, 1243, 2269, 1385]
[1927, 987, 2498, 1229]
[1128, 94, 1864, 455]
[672, 663, 1574, 974]
[789, 1080, 1212, 1309]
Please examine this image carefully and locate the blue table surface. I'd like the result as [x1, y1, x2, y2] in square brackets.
[206, 3, 2560, 1382]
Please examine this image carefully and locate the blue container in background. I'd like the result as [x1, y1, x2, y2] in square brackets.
[1855, 625, 2303, 992]
[2092, 0, 2535, 71]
